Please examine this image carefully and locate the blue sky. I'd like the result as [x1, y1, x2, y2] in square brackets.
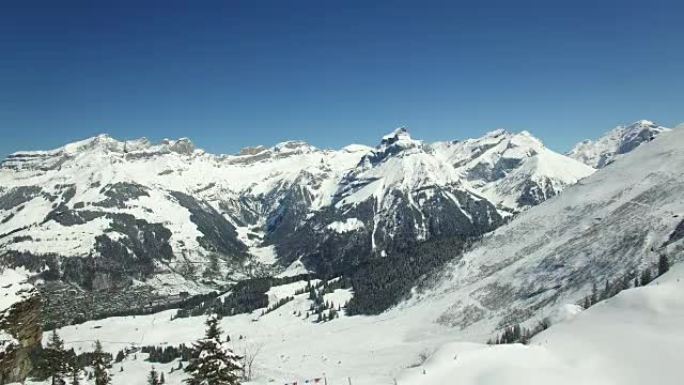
[1, 0, 682, 158]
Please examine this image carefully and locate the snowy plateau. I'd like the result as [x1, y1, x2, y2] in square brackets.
[0, 120, 682, 385]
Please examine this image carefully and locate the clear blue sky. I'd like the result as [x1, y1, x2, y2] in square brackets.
[1, 0, 682, 158]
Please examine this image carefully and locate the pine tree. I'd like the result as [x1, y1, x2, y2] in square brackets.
[602, 280, 610, 300]
[184, 315, 243, 385]
[160, 372, 166, 384]
[70, 354, 81, 385]
[93, 340, 111, 385]
[641, 268, 653, 286]
[148, 367, 160, 385]
[46, 330, 68, 385]
[658, 255, 670, 276]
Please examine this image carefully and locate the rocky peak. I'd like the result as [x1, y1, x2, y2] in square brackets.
[160, 137, 196, 155]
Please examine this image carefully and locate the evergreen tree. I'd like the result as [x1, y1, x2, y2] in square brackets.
[69, 354, 80, 385]
[93, 340, 111, 385]
[46, 330, 68, 385]
[160, 372, 166, 384]
[658, 255, 670, 276]
[148, 367, 160, 385]
[641, 268, 653, 286]
[184, 315, 243, 385]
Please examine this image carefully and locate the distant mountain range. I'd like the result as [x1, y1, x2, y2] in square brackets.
[0, 120, 672, 318]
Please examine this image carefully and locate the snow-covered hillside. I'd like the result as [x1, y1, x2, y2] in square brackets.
[30, 236, 684, 385]
[568, 120, 671, 168]
[399, 263, 684, 385]
[407, 124, 684, 338]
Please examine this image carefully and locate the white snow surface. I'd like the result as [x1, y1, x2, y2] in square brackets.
[326, 218, 365, 233]
[0, 267, 33, 314]
[398, 264, 684, 385]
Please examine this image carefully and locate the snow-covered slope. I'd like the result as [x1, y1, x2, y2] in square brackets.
[410, 124, 684, 337]
[568, 120, 671, 168]
[399, 264, 684, 385]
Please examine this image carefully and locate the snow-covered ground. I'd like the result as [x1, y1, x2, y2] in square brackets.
[29, 260, 684, 385]
[399, 263, 684, 385]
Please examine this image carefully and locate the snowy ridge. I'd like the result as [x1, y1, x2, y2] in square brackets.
[568, 119, 671, 168]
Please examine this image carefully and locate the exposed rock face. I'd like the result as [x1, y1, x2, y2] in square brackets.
[0, 271, 42, 385]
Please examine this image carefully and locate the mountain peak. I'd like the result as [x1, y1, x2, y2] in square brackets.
[272, 140, 317, 153]
[378, 127, 421, 150]
[381, 127, 411, 141]
[568, 119, 671, 168]
[628, 119, 656, 128]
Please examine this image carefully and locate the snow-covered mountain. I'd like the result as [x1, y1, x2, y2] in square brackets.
[0, 128, 591, 308]
[568, 120, 671, 168]
[409, 124, 684, 337]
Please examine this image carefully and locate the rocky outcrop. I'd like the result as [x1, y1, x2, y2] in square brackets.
[0, 274, 42, 385]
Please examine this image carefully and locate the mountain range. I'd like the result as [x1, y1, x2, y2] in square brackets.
[0, 120, 672, 321]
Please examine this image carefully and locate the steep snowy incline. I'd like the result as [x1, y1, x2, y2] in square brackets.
[410, 125, 684, 338]
[399, 263, 684, 385]
[568, 119, 671, 168]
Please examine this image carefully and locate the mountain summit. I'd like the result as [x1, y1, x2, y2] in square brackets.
[568, 120, 671, 168]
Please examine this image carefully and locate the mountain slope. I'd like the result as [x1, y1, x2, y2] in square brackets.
[399, 264, 684, 385]
[568, 120, 671, 168]
[411, 125, 684, 336]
